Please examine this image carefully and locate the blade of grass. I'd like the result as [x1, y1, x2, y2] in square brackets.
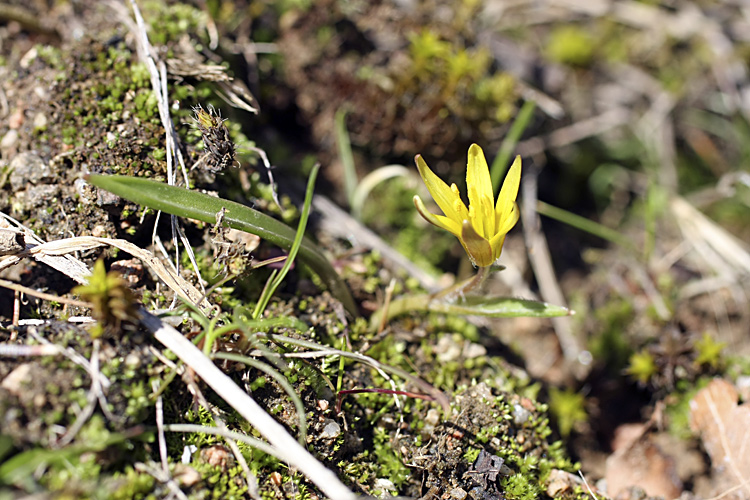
[335, 108, 357, 207]
[536, 200, 634, 250]
[212, 351, 308, 445]
[350, 165, 411, 221]
[85, 174, 357, 315]
[264, 333, 451, 414]
[141, 311, 357, 499]
[491, 100, 536, 192]
[253, 164, 319, 318]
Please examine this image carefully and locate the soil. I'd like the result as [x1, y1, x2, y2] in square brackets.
[1, 1, 749, 500]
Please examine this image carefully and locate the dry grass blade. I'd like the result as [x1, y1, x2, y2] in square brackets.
[519, 163, 582, 372]
[670, 196, 750, 303]
[0, 212, 92, 284]
[0, 214, 212, 315]
[139, 311, 357, 499]
[13, 236, 212, 315]
[313, 194, 441, 293]
[0, 214, 354, 496]
[690, 379, 750, 500]
[671, 196, 750, 277]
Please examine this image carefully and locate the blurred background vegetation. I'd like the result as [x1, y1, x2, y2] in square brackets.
[3, 0, 750, 497]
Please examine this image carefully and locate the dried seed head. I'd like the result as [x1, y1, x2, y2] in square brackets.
[192, 104, 237, 173]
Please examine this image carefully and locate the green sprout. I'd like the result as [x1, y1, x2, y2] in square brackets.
[548, 387, 587, 438]
[73, 259, 139, 338]
[627, 349, 658, 385]
[694, 332, 726, 369]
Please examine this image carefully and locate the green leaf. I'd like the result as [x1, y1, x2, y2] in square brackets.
[369, 293, 571, 331]
[0, 431, 132, 488]
[428, 295, 571, 317]
[85, 174, 357, 315]
[252, 164, 319, 319]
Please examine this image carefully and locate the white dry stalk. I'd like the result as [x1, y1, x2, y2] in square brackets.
[56, 339, 119, 447]
[134, 462, 189, 500]
[140, 311, 357, 499]
[671, 196, 750, 298]
[26, 328, 111, 391]
[0, 211, 91, 284]
[0, 234, 212, 314]
[520, 165, 583, 370]
[185, 378, 259, 498]
[313, 194, 441, 292]
[153, 380, 169, 477]
[115, 0, 205, 304]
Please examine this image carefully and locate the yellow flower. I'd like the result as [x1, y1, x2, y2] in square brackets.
[413, 144, 521, 267]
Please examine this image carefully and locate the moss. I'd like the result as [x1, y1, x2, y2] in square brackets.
[693, 332, 726, 369]
[142, 2, 208, 46]
[110, 467, 157, 500]
[588, 297, 634, 374]
[627, 349, 658, 385]
[502, 472, 542, 500]
[372, 427, 411, 488]
[665, 377, 711, 440]
[545, 26, 595, 67]
[548, 388, 587, 438]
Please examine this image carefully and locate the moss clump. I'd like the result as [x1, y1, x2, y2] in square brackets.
[276, 0, 519, 163]
[545, 26, 595, 67]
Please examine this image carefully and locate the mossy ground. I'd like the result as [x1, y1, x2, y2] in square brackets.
[1, 1, 749, 500]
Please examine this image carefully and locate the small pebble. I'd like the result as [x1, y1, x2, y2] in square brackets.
[373, 478, 396, 494]
[1, 130, 19, 150]
[463, 341, 487, 359]
[513, 404, 531, 425]
[181, 444, 197, 464]
[450, 487, 468, 499]
[9, 152, 50, 190]
[124, 351, 141, 369]
[1, 363, 32, 394]
[75, 178, 97, 204]
[33, 112, 47, 130]
[321, 419, 341, 439]
[421, 408, 441, 438]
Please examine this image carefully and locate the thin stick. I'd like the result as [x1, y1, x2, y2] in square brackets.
[521, 164, 583, 370]
[140, 310, 357, 499]
[0, 277, 89, 308]
[154, 381, 169, 477]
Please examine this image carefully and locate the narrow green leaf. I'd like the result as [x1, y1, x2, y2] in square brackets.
[0, 431, 132, 487]
[369, 293, 570, 330]
[253, 164, 319, 319]
[427, 295, 571, 317]
[335, 108, 357, 207]
[491, 99, 536, 192]
[85, 174, 357, 315]
[536, 200, 634, 250]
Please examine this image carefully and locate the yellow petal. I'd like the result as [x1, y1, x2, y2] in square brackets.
[496, 202, 519, 235]
[495, 155, 521, 232]
[415, 155, 466, 223]
[413, 195, 462, 237]
[489, 232, 508, 261]
[461, 220, 494, 267]
[466, 144, 495, 238]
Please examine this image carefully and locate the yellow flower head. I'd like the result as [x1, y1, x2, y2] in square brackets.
[413, 144, 521, 267]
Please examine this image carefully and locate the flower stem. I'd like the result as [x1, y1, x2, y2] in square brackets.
[431, 265, 491, 302]
[369, 266, 493, 331]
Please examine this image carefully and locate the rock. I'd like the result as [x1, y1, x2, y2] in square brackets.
[321, 419, 341, 439]
[0, 129, 19, 150]
[9, 152, 51, 190]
